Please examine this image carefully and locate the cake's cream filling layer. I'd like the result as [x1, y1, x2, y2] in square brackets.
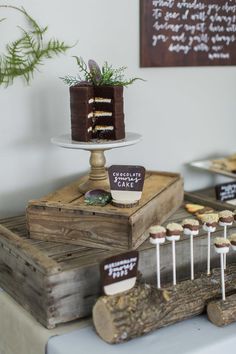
[95, 97, 112, 103]
[94, 111, 112, 117]
[87, 126, 93, 132]
[94, 125, 114, 131]
[88, 97, 112, 104]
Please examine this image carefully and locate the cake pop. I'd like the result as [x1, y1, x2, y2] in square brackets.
[149, 225, 166, 289]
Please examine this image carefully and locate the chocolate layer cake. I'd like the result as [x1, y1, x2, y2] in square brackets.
[70, 85, 125, 142]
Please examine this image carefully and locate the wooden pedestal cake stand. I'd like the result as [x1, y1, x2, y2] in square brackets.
[51, 132, 142, 193]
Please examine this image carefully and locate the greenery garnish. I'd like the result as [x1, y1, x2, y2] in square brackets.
[0, 5, 71, 87]
[61, 56, 143, 87]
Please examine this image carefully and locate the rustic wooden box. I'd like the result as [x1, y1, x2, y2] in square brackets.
[185, 187, 236, 211]
[1, 197, 236, 329]
[26, 171, 184, 250]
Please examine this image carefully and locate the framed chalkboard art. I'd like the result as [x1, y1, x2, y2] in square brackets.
[140, 0, 236, 67]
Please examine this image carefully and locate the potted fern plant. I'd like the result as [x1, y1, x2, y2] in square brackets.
[61, 57, 141, 142]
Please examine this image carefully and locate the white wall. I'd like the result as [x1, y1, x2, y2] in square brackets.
[0, 0, 236, 217]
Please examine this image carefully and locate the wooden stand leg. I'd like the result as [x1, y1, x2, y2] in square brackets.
[207, 294, 236, 327]
[78, 149, 110, 193]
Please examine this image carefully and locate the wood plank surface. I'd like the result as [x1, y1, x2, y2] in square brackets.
[0, 224, 60, 275]
[27, 208, 130, 250]
[28, 171, 180, 217]
[38, 177, 85, 203]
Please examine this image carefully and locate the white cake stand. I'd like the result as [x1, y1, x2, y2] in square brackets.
[51, 132, 142, 193]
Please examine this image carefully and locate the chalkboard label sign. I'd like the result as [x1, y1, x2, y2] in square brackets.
[100, 251, 139, 295]
[108, 165, 145, 207]
[215, 181, 236, 201]
[140, 0, 236, 67]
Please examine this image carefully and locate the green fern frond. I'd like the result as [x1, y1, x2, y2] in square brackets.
[61, 57, 144, 87]
[0, 6, 72, 87]
[73, 56, 93, 82]
[60, 75, 82, 87]
[42, 39, 71, 58]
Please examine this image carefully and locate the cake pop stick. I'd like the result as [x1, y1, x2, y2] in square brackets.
[166, 223, 183, 286]
[214, 237, 230, 301]
[149, 225, 166, 289]
[218, 210, 234, 269]
[221, 253, 225, 301]
[182, 219, 199, 281]
[201, 214, 219, 276]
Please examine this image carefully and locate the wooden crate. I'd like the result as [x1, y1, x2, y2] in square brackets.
[185, 187, 236, 211]
[1, 202, 236, 329]
[26, 171, 184, 250]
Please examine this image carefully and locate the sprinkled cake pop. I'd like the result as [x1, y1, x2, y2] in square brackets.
[149, 225, 166, 289]
[218, 210, 234, 269]
[201, 213, 219, 275]
[214, 237, 230, 301]
[166, 223, 183, 286]
[218, 210, 234, 227]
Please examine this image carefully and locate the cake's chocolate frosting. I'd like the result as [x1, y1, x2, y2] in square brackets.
[183, 224, 199, 231]
[219, 216, 234, 223]
[166, 229, 181, 236]
[215, 242, 230, 248]
[70, 85, 94, 142]
[214, 237, 230, 248]
[206, 222, 218, 228]
[150, 232, 166, 239]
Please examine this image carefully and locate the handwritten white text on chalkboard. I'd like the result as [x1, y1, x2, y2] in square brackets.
[152, 0, 236, 60]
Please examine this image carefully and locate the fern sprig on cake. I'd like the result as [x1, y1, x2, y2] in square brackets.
[61, 57, 143, 87]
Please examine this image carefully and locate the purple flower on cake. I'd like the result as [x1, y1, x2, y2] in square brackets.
[88, 59, 102, 85]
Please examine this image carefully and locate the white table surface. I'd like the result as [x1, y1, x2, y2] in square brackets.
[47, 314, 236, 354]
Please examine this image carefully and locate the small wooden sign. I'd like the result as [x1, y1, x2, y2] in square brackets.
[215, 182, 236, 202]
[100, 251, 139, 295]
[108, 165, 145, 207]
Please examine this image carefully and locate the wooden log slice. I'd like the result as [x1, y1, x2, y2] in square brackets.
[207, 294, 236, 327]
[93, 266, 236, 344]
